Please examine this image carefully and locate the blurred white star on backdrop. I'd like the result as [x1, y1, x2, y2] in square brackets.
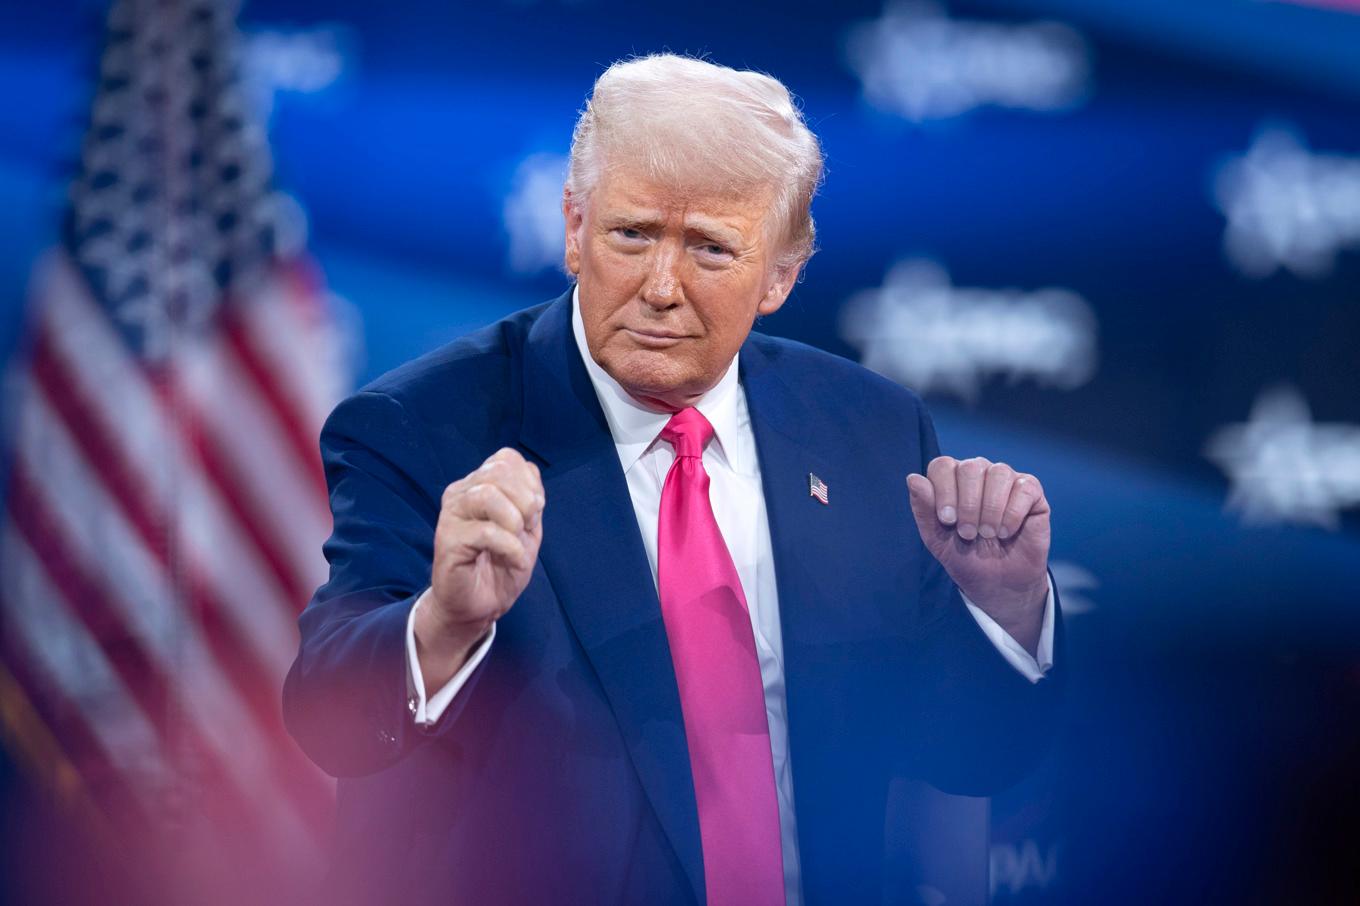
[1205, 385, 1360, 528]
[1214, 125, 1360, 278]
[844, 1, 1092, 122]
[840, 259, 1097, 401]
[1049, 561, 1098, 615]
[504, 153, 569, 276]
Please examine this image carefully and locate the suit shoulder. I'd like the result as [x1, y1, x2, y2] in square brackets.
[746, 330, 928, 418]
[324, 300, 554, 463]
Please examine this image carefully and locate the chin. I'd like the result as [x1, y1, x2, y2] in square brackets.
[607, 350, 703, 404]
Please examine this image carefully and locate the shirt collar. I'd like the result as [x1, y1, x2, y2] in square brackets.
[570, 285, 743, 474]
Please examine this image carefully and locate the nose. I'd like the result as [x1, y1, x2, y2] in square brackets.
[639, 242, 682, 309]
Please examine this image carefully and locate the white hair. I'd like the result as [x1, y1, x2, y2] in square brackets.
[566, 53, 824, 269]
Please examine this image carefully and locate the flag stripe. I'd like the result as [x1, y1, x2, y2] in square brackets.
[0, 627, 163, 879]
[0, 527, 163, 824]
[239, 263, 347, 431]
[164, 378, 313, 612]
[7, 460, 317, 860]
[23, 356, 331, 821]
[277, 259, 351, 423]
[0, 627, 175, 901]
[34, 274, 300, 674]
[179, 333, 330, 586]
[16, 370, 337, 827]
[183, 567, 336, 830]
[9, 462, 196, 762]
[221, 303, 331, 505]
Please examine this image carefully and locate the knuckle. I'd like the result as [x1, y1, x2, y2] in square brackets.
[957, 459, 985, 477]
[499, 476, 530, 503]
[927, 456, 955, 474]
[476, 487, 509, 515]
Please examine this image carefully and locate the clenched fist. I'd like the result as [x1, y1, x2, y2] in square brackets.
[414, 447, 545, 689]
[906, 456, 1051, 654]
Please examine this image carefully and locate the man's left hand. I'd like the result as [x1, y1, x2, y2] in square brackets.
[906, 456, 1050, 652]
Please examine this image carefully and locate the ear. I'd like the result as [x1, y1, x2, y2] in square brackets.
[756, 260, 803, 317]
[562, 188, 584, 276]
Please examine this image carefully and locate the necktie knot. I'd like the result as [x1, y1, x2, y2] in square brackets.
[660, 407, 714, 460]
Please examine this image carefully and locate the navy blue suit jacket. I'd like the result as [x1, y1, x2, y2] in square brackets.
[283, 290, 1062, 905]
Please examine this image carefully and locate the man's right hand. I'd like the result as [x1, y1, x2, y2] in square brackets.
[415, 447, 545, 691]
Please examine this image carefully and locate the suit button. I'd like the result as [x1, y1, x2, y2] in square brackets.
[407, 696, 418, 717]
[378, 729, 398, 746]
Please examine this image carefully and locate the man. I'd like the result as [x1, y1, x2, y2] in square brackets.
[284, 54, 1061, 905]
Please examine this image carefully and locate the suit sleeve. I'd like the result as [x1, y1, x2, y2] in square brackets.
[283, 390, 485, 778]
[903, 396, 1065, 796]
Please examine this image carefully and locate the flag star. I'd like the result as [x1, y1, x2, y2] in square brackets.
[115, 292, 171, 360]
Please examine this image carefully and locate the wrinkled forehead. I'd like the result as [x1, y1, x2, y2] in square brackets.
[581, 159, 782, 243]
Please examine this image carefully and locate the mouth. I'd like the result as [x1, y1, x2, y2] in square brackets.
[622, 327, 690, 348]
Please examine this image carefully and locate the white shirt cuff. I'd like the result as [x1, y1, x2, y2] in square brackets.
[960, 575, 1055, 684]
[405, 588, 496, 726]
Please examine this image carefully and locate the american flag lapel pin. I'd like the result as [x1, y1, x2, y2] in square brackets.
[808, 472, 829, 505]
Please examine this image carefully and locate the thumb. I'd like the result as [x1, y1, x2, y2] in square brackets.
[906, 474, 949, 554]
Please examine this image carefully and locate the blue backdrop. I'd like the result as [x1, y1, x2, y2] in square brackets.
[3, 1, 1359, 902]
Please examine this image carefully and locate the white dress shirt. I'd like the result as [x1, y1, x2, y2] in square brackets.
[405, 288, 1055, 904]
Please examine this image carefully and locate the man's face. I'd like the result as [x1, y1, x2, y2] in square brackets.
[564, 169, 799, 410]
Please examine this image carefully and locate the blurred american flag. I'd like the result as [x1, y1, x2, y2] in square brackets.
[0, 0, 346, 900]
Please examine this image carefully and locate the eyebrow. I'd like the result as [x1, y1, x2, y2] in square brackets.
[599, 210, 664, 231]
[683, 217, 743, 248]
[598, 209, 746, 248]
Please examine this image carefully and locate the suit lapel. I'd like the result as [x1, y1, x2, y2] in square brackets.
[519, 292, 705, 903]
[740, 336, 843, 885]
[740, 335, 828, 656]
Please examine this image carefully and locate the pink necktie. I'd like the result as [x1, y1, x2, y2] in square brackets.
[657, 407, 785, 906]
